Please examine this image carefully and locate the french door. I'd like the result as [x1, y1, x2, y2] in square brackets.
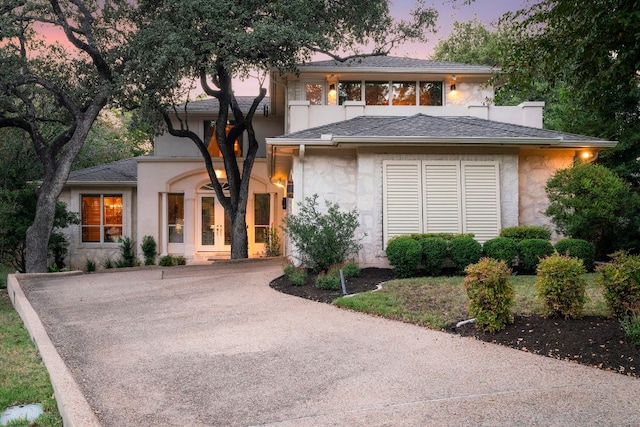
[197, 194, 231, 252]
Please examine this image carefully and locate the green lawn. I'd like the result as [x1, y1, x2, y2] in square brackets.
[335, 273, 608, 330]
[0, 269, 62, 426]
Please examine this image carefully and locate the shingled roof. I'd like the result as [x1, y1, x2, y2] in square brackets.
[174, 96, 270, 114]
[297, 56, 495, 74]
[67, 157, 138, 184]
[270, 114, 615, 147]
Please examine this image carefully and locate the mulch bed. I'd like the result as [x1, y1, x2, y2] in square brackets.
[269, 267, 639, 378]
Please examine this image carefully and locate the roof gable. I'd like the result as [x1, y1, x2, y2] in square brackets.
[67, 157, 138, 184]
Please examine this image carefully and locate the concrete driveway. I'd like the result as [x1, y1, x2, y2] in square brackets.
[9, 258, 640, 426]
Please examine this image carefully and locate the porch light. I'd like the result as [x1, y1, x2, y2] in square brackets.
[450, 75, 457, 92]
[576, 150, 597, 162]
[328, 83, 336, 95]
[450, 83, 457, 92]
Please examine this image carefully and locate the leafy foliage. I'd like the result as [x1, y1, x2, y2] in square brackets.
[419, 237, 448, 276]
[545, 162, 640, 259]
[315, 271, 341, 291]
[385, 236, 421, 278]
[518, 239, 554, 274]
[554, 238, 596, 272]
[283, 195, 363, 273]
[141, 235, 157, 266]
[499, 226, 551, 242]
[448, 237, 482, 273]
[117, 237, 136, 268]
[432, 18, 503, 66]
[482, 237, 518, 265]
[463, 258, 514, 333]
[620, 314, 640, 346]
[535, 253, 587, 319]
[596, 252, 640, 320]
[263, 226, 281, 257]
[283, 263, 307, 286]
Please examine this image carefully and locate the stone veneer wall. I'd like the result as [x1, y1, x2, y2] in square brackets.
[297, 150, 519, 268]
[518, 151, 574, 239]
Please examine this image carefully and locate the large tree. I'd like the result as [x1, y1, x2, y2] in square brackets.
[131, 0, 438, 259]
[0, 0, 135, 272]
[497, 0, 640, 184]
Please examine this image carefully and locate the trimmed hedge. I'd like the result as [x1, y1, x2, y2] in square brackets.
[410, 233, 474, 241]
[536, 253, 587, 319]
[596, 251, 640, 319]
[463, 258, 514, 332]
[500, 225, 551, 242]
[419, 237, 448, 276]
[449, 237, 482, 273]
[483, 237, 518, 265]
[518, 239, 554, 273]
[554, 238, 595, 271]
[386, 236, 421, 278]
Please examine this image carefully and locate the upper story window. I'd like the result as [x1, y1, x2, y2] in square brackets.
[420, 82, 443, 106]
[168, 193, 184, 243]
[81, 194, 123, 243]
[204, 120, 243, 157]
[392, 82, 417, 105]
[365, 81, 390, 105]
[338, 81, 362, 105]
[305, 83, 323, 105]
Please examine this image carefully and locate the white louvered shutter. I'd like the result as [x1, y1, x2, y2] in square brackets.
[383, 161, 422, 245]
[423, 161, 462, 234]
[461, 161, 501, 243]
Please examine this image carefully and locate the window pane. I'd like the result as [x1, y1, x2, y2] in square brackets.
[254, 194, 270, 226]
[305, 84, 323, 105]
[81, 196, 101, 242]
[338, 81, 361, 105]
[420, 82, 443, 106]
[103, 196, 122, 226]
[254, 226, 268, 243]
[82, 227, 101, 243]
[365, 81, 389, 105]
[104, 226, 123, 243]
[169, 193, 185, 244]
[392, 82, 416, 105]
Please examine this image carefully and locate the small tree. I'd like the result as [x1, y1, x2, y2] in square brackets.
[545, 162, 640, 260]
[282, 195, 363, 273]
[141, 235, 157, 265]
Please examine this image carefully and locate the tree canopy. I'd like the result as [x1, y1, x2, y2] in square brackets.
[129, 0, 438, 259]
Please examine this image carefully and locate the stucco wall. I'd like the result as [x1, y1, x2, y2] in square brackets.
[518, 150, 575, 239]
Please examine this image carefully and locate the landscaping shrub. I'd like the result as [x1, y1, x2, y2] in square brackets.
[385, 236, 421, 278]
[175, 256, 186, 265]
[283, 263, 308, 286]
[315, 271, 341, 290]
[419, 237, 448, 276]
[535, 253, 587, 318]
[518, 239, 554, 274]
[463, 258, 514, 333]
[449, 237, 482, 273]
[141, 235, 157, 265]
[410, 233, 474, 241]
[282, 194, 363, 272]
[104, 257, 114, 269]
[482, 237, 518, 265]
[554, 238, 595, 271]
[118, 237, 136, 268]
[263, 226, 282, 257]
[48, 232, 69, 271]
[158, 255, 176, 266]
[85, 258, 96, 273]
[500, 225, 551, 242]
[339, 260, 360, 278]
[545, 162, 640, 260]
[596, 251, 640, 319]
[621, 314, 640, 345]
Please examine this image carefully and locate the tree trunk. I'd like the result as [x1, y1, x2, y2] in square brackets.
[25, 188, 58, 272]
[230, 209, 249, 259]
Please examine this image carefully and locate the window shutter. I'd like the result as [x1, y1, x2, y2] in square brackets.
[423, 162, 462, 234]
[461, 162, 501, 243]
[383, 161, 422, 245]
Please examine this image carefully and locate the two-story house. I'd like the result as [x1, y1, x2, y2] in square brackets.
[60, 56, 615, 269]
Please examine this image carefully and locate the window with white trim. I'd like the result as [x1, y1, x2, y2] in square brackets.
[383, 160, 501, 245]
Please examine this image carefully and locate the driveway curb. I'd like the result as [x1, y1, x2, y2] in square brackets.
[8, 273, 101, 427]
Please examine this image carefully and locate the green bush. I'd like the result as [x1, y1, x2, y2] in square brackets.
[449, 237, 482, 273]
[283, 263, 308, 286]
[409, 233, 474, 241]
[104, 257, 114, 269]
[518, 239, 554, 274]
[118, 237, 136, 268]
[621, 314, 640, 345]
[85, 258, 96, 272]
[535, 253, 587, 318]
[419, 237, 448, 276]
[315, 271, 341, 290]
[158, 255, 176, 267]
[141, 235, 157, 266]
[483, 237, 518, 265]
[339, 260, 360, 278]
[175, 256, 186, 265]
[263, 226, 282, 257]
[554, 238, 595, 271]
[463, 258, 514, 333]
[48, 232, 70, 271]
[500, 225, 551, 242]
[386, 236, 421, 278]
[596, 251, 640, 319]
[282, 194, 363, 273]
[545, 162, 640, 260]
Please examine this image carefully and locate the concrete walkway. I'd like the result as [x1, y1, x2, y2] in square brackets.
[9, 258, 640, 426]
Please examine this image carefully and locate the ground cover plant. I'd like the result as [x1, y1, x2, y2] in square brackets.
[0, 289, 62, 426]
[270, 268, 639, 377]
